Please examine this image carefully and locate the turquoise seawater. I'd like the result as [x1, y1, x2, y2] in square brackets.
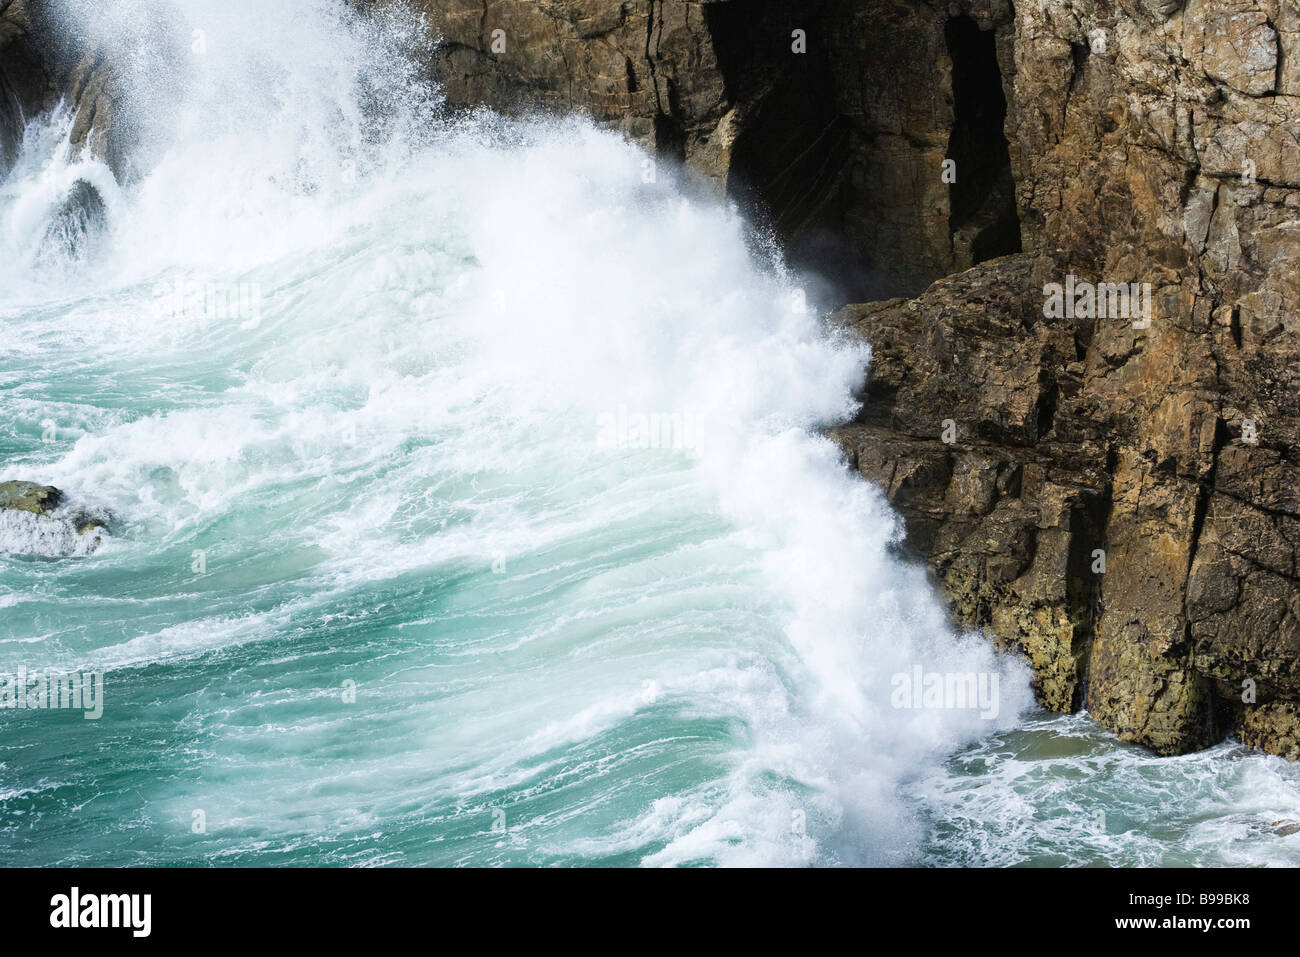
[1, 0, 1298, 867]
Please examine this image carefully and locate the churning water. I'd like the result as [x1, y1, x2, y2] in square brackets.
[1, 0, 1297, 866]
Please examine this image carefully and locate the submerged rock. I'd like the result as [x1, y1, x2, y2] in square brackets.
[40, 179, 107, 261]
[0, 481, 111, 557]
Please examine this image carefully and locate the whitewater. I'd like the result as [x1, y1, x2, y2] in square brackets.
[1, 0, 1298, 867]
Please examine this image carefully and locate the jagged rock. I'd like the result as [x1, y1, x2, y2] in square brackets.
[0, 480, 110, 557]
[814, 0, 1299, 758]
[1198, 9, 1278, 97]
[40, 177, 106, 259]
[1137, 0, 1186, 20]
[829, 244, 1297, 756]
[0, 480, 61, 514]
[0, 0, 126, 178]
[993, 0, 1299, 755]
[828, 255, 1109, 717]
[418, 0, 1024, 302]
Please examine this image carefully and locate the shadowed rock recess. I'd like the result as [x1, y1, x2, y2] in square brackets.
[0, 0, 126, 178]
[9, 0, 1300, 758]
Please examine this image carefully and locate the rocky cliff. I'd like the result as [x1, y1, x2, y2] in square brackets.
[830, 0, 1300, 758]
[5, 0, 1298, 757]
[414, 0, 1300, 758]
[0, 0, 123, 177]
[419, 0, 1024, 302]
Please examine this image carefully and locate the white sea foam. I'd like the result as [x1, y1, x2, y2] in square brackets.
[0, 506, 108, 558]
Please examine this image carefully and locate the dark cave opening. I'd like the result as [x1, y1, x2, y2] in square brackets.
[944, 16, 1020, 267]
[703, 1, 860, 306]
[702, 6, 1024, 305]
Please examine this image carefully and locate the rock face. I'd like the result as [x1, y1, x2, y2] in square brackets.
[835, 0, 1300, 758]
[827, 241, 1297, 758]
[418, 0, 1023, 302]
[0, 0, 125, 178]
[3, 0, 1297, 757]
[0, 481, 109, 557]
[418, 0, 1300, 757]
[0, 480, 63, 514]
[828, 256, 1105, 720]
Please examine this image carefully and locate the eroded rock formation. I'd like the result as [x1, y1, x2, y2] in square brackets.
[418, 0, 1023, 302]
[417, 0, 1300, 758]
[0, 0, 124, 177]
[829, 0, 1300, 759]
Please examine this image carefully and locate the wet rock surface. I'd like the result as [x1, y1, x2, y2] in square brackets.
[0, 481, 110, 557]
[0, 0, 125, 178]
[422, 0, 1300, 757]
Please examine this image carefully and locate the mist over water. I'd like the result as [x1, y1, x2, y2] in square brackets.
[1, 0, 1296, 867]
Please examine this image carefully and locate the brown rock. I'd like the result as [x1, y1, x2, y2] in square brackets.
[0, 0, 125, 177]
[0, 480, 62, 514]
[413, 0, 1300, 755]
